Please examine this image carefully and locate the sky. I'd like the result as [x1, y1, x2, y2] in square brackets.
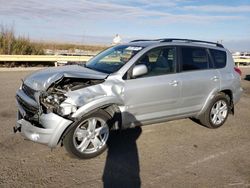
[0, 0, 250, 51]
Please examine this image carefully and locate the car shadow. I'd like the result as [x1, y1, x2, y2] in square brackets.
[244, 75, 250, 81]
[102, 126, 142, 188]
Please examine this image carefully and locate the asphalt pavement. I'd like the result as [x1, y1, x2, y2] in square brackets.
[0, 67, 249, 188]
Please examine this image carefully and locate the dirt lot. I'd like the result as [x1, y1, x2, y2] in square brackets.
[0, 68, 249, 188]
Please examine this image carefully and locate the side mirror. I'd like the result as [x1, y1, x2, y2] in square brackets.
[132, 64, 148, 78]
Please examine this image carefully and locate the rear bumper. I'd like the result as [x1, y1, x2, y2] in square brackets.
[15, 113, 73, 148]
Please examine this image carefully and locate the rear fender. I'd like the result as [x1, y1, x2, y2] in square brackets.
[196, 89, 219, 117]
[197, 89, 234, 117]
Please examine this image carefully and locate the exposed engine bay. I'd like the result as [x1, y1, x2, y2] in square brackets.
[40, 78, 104, 116]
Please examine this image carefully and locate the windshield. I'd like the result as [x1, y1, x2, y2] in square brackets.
[84, 45, 144, 74]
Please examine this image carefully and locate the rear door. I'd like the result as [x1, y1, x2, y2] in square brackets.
[178, 46, 220, 114]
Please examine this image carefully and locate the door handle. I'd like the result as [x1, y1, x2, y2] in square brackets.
[169, 80, 179, 86]
[211, 76, 219, 82]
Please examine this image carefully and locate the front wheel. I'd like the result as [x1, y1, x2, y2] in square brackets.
[63, 109, 111, 159]
[199, 93, 230, 129]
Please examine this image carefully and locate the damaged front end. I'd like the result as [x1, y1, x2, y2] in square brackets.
[40, 77, 104, 117]
[15, 69, 107, 148]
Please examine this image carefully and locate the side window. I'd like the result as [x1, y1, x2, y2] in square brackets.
[135, 47, 176, 78]
[181, 47, 210, 71]
[210, 49, 227, 69]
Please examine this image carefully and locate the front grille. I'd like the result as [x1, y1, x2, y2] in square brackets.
[22, 84, 36, 100]
[16, 95, 39, 118]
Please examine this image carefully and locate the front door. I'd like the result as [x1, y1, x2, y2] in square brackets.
[123, 46, 181, 124]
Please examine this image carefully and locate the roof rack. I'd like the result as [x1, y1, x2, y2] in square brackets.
[129, 39, 156, 43]
[130, 38, 224, 48]
[159, 38, 224, 48]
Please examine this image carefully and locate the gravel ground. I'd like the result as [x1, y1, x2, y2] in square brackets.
[0, 67, 249, 188]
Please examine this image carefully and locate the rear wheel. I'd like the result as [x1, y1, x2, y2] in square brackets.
[199, 93, 230, 128]
[63, 109, 111, 159]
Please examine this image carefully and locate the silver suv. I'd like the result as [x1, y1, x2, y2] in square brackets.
[14, 39, 242, 159]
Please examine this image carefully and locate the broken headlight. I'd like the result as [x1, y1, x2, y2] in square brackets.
[57, 102, 77, 116]
[42, 93, 66, 107]
[40, 93, 76, 116]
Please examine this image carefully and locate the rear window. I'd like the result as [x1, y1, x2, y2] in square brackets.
[181, 47, 210, 71]
[210, 49, 227, 68]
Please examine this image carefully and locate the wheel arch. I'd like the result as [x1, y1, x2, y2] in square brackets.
[198, 89, 234, 117]
[58, 102, 123, 146]
[71, 96, 123, 119]
[219, 89, 234, 114]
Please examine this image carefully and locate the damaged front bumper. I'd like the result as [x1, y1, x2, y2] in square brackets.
[15, 88, 73, 148]
[15, 112, 72, 148]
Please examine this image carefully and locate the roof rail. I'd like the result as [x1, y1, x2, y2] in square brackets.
[159, 38, 224, 48]
[130, 39, 156, 42]
[130, 38, 224, 48]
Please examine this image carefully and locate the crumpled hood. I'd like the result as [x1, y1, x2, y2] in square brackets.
[23, 65, 108, 91]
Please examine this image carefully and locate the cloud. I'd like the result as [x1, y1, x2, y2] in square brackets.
[90, 0, 191, 7]
[0, 0, 249, 51]
[183, 5, 250, 13]
[0, 0, 244, 24]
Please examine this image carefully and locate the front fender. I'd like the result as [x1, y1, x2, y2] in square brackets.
[71, 96, 124, 118]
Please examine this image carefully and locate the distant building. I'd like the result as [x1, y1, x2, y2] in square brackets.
[232, 51, 250, 59]
[112, 34, 122, 45]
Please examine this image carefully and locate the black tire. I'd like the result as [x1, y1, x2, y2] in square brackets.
[63, 109, 111, 159]
[198, 93, 230, 129]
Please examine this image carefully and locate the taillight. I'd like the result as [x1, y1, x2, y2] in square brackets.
[234, 67, 242, 76]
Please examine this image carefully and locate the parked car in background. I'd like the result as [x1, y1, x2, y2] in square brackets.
[14, 38, 242, 159]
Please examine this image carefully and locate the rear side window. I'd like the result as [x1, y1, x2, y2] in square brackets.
[210, 49, 227, 68]
[181, 47, 210, 71]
